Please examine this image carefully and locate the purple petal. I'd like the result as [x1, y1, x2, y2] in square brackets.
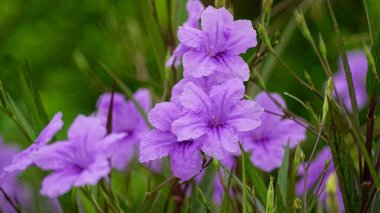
[224, 20, 257, 55]
[201, 6, 234, 53]
[250, 141, 286, 172]
[74, 157, 111, 187]
[148, 102, 182, 131]
[170, 142, 203, 181]
[36, 112, 63, 146]
[133, 89, 152, 112]
[110, 139, 134, 170]
[179, 82, 211, 113]
[202, 127, 238, 160]
[68, 115, 106, 143]
[139, 130, 178, 162]
[178, 26, 204, 49]
[185, 0, 204, 28]
[171, 112, 207, 141]
[32, 141, 76, 171]
[228, 100, 263, 132]
[183, 50, 217, 78]
[255, 92, 286, 114]
[40, 167, 80, 198]
[216, 54, 250, 81]
[209, 78, 245, 110]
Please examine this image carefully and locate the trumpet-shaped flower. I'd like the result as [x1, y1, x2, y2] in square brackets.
[32, 115, 125, 197]
[140, 102, 203, 181]
[172, 78, 263, 160]
[3, 112, 63, 174]
[240, 92, 306, 172]
[166, 0, 204, 67]
[178, 6, 257, 80]
[96, 89, 151, 170]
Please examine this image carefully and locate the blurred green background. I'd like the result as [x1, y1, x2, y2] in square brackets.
[0, 0, 371, 211]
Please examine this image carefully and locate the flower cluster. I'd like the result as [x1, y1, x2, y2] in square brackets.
[0, 89, 153, 198]
[140, 2, 263, 181]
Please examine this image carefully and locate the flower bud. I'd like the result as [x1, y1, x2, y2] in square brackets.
[326, 173, 338, 213]
[294, 10, 312, 42]
[262, 0, 273, 27]
[319, 33, 327, 60]
[363, 42, 378, 81]
[265, 176, 275, 213]
[294, 197, 302, 210]
[256, 23, 274, 53]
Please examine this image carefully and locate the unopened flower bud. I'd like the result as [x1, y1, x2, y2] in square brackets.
[294, 11, 312, 42]
[257, 23, 274, 53]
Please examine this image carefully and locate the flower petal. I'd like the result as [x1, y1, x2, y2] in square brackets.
[139, 130, 178, 162]
[183, 50, 217, 78]
[216, 54, 250, 81]
[68, 115, 106, 144]
[178, 26, 204, 49]
[228, 100, 263, 132]
[75, 157, 111, 187]
[224, 20, 257, 55]
[148, 102, 182, 131]
[201, 6, 234, 52]
[35, 112, 64, 146]
[209, 78, 245, 112]
[170, 142, 203, 181]
[32, 141, 76, 171]
[40, 168, 80, 198]
[179, 82, 211, 113]
[171, 112, 207, 141]
[202, 127, 238, 160]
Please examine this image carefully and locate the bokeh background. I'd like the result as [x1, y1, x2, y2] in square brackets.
[0, 0, 370, 210]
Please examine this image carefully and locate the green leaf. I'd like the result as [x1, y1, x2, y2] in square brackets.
[277, 145, 290, 205]
[244, 151, 268, 206]
[19, 60, 48, 133]
[265, 177, 274, 213]
[195, 185, 211, 213]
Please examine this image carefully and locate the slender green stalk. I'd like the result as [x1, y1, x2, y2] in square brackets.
[241, 144, 248, 213]
[327, 2, 360, 130]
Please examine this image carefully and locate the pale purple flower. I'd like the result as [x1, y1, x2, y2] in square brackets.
[178, 6, 257, 80]
[333, 50, 368, 110]
[166, 0, 204, 67]
[240, 92, 306, 172]
[140, 102, 204, 181]
[0, 139, 29, 213]
[296, 147, 344, 212]
[96, 89, 151, 170]
[172, 78, 263, 160]
[3, 112, 63, 174]
[32, 115, 125, 197]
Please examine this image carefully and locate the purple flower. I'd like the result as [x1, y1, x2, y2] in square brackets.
[32, 115, 125, 197]
[178, 6, 257, 80]
[0, 139, 29, 213]
[140, 102, 204, 181]
[172, 78, 263, 160]
[166, 0, 204, 67]
[3, 112, 63, 174]
[240, 92, 306, 172]
[296, 147, 344, 212]
[333, 50, 368, 110]
[96, 89, 151, 170]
